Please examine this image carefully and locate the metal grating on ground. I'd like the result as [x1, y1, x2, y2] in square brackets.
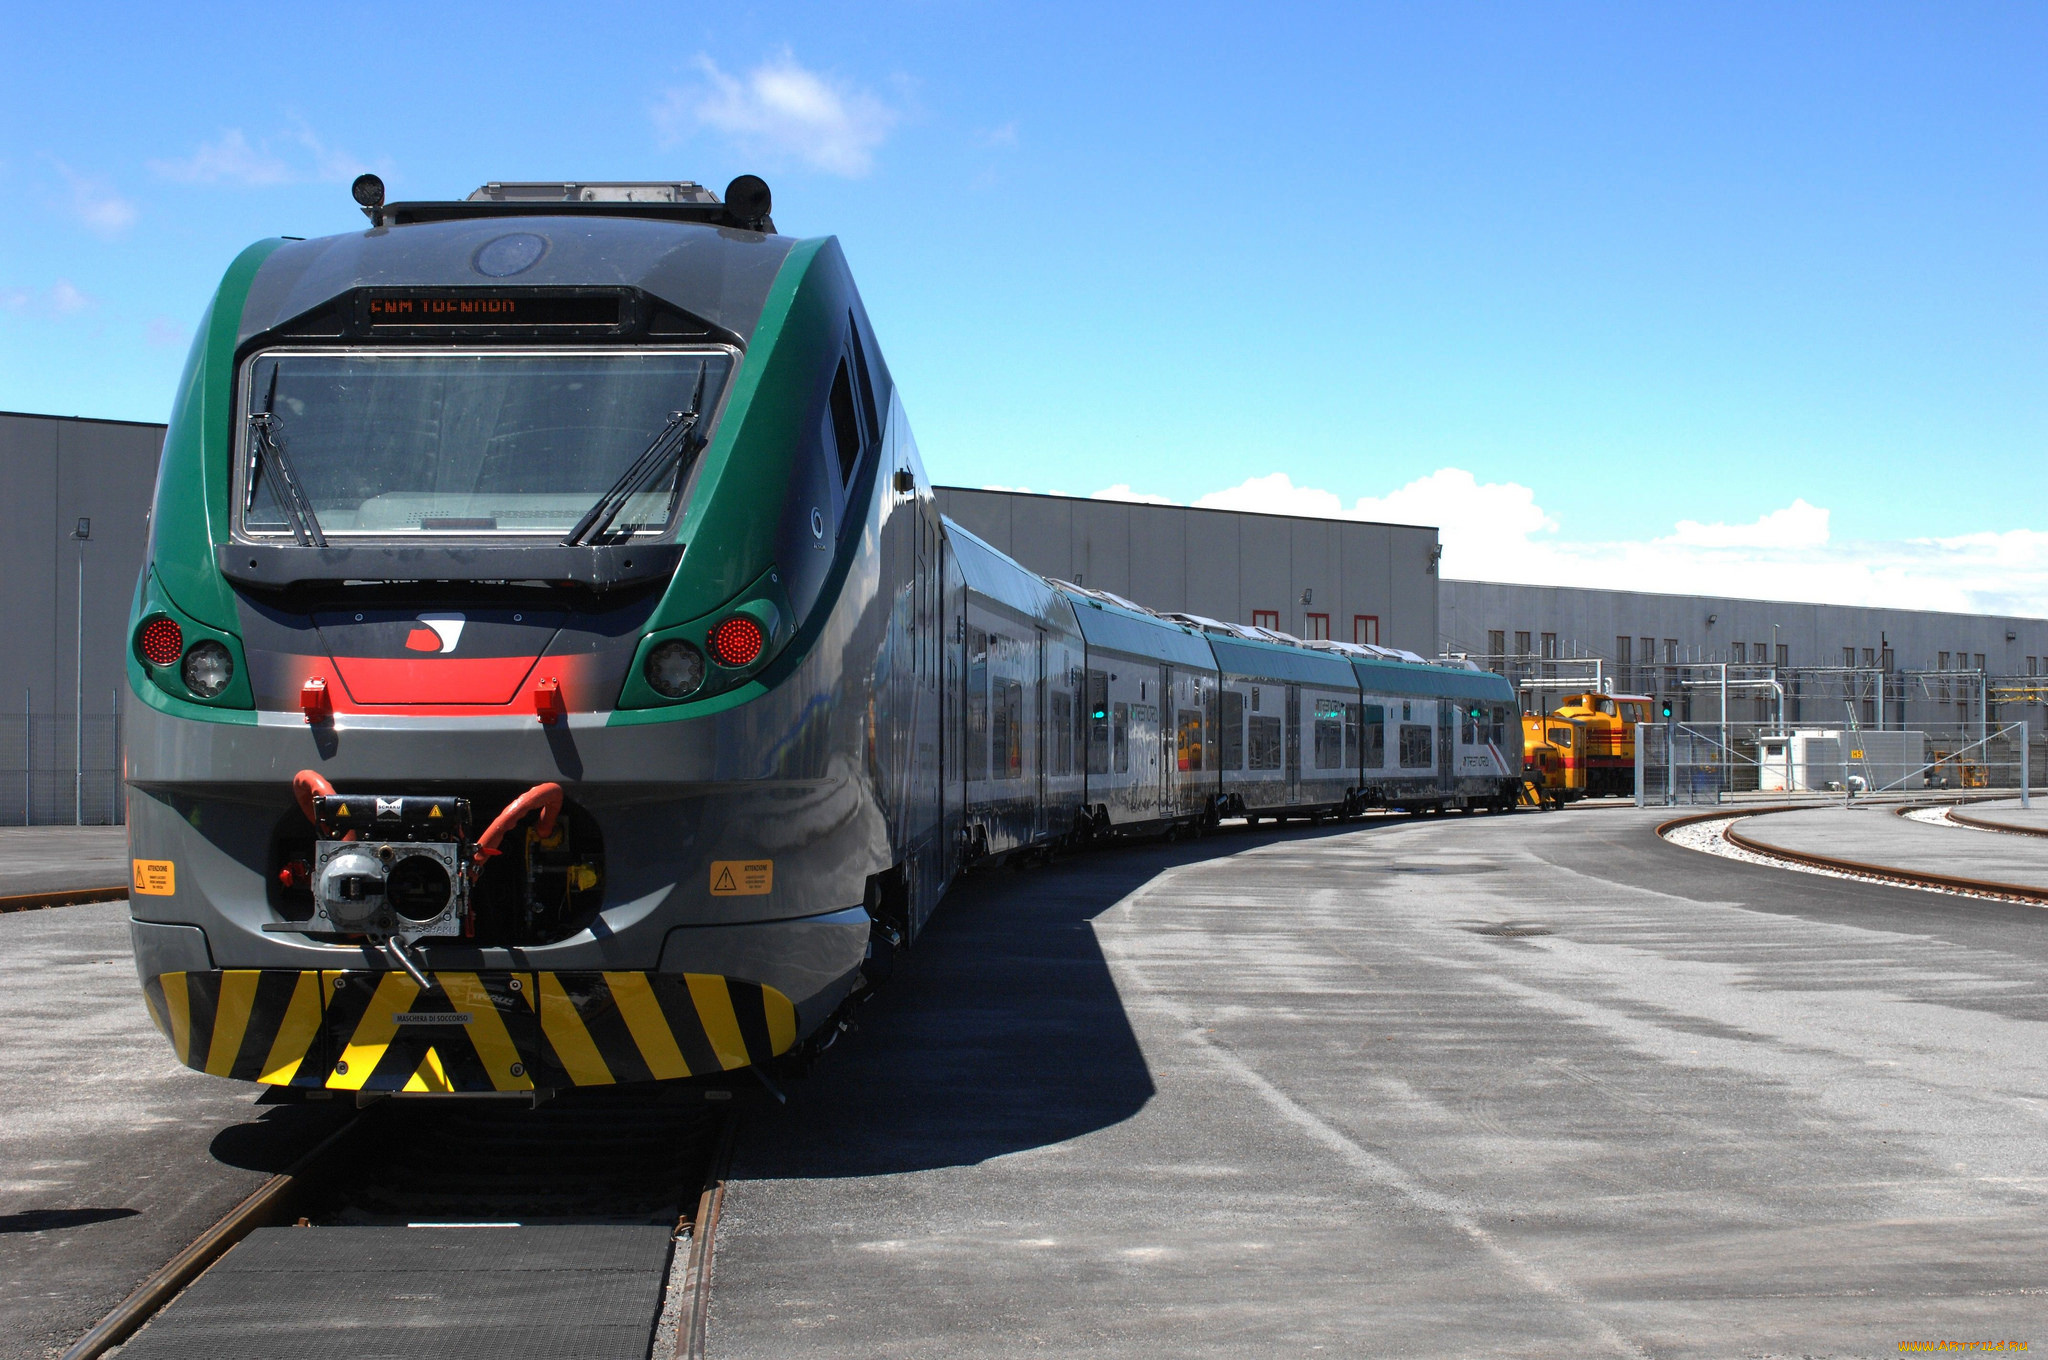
[113, 1224, 674, 1360]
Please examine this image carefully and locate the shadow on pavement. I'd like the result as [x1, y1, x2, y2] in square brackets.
[737, 818, 1383, 1180]
[206, 1101, 356, 1174]
[0, 1208, 138, 1233]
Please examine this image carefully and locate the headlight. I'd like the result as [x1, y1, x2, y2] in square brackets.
[182, 640, 234, 698]
[644, 640, 707, 698]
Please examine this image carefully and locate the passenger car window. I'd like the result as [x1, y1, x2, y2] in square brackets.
[1399, 723, 1433, 769]
[1220, 690, 1245, 771]
[1313, 699, 1346, 769]
[1086, 671, 1110, 775]
[1113, 702, 1130, 774]
[1177, 708, 1203, 771]
[966, 628, 989, 781]
[827, 359, 862, 484]
[1248, 716, 1283, 771]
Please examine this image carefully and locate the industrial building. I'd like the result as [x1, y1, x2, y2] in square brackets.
[932, 487, 1441, 653]
[941, 487, 2048, 754]
[7, 420, 2044, 822]
[0, 412, 162, 825]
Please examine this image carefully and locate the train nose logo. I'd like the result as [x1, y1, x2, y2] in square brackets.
[403, 614, 466, 654]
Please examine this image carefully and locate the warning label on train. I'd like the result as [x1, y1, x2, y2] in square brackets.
[132, 860, 175, 896]
[709, 860, 773, 896]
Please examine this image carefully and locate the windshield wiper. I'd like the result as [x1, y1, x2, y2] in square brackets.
[562, 369, 709, 548]
[246, 410, 328, 548]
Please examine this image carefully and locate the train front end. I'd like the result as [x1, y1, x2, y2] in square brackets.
[126, 180, 903, 1096]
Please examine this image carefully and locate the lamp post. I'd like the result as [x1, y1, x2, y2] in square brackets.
[71, 517, 89, 826]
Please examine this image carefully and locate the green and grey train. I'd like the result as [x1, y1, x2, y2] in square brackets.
[125, 177, 1521, 1097]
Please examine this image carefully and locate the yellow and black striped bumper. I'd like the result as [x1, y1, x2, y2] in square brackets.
[140, 969, 799, 1093]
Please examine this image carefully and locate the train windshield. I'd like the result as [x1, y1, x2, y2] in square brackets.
[236, 348, 734, 538]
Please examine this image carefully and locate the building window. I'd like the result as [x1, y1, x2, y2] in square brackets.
[1882, 648, 1895, 671]
[1489, 629, 1505, 658]
[1843, 647, 1856, 668]
[1515, 630, 1531, 656]
[1975, 653, 1986, 671]
[1776, 644, 1788, 667]
[1303, 612, 1330, 641]
[1541, 633, 1558, 659]
[1664, 639, 1678, 664]
[1354, 615, 1379, 645]
[1938, 651, 1950, 670]
[1862, 648, 1876, 668]
[2030, 657, 2039, 677]
[1252, 609, 1280, 631]
[1730, 642, 1746, 664]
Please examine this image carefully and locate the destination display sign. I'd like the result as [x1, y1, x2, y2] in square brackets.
[357, 291, 623, 330]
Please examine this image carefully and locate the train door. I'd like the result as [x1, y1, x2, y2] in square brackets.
[1285, 684, 1302, 804]
[1036, 629, 1049, 838]
[1438, 699, 1456, 797]
[1158, 664, 1173, 817]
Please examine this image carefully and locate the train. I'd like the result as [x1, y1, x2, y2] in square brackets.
[125, 175, 1524, 1098]
[1548, 690, 1654, 797]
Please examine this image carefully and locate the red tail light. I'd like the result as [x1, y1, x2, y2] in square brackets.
[707, 616, 765, 667]
[139, 618, 183, 667]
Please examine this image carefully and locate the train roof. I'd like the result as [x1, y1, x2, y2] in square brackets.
[944, 518, 1077, 633]
[1049, 581, 1215, 670]
[237, 201, 800, 349]
[1351, 655, 1515, 703]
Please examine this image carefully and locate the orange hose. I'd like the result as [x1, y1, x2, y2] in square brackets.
[292, 770, 337, 827]
[473, 782, 563, 865]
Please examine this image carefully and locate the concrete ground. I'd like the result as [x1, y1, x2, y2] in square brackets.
[1954, 798, 2048, 835]
[713, 808, 2048, 1359]
[0, 901, 346, 1360]
[0, 827, 130, 896]
[1739, 802, 2048, 888]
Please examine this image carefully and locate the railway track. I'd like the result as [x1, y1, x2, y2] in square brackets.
[1659, 801, 2048, 904]
[63, 1088, 739, 1360]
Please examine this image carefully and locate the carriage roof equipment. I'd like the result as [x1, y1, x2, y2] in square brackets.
[347, 173, 777, 233]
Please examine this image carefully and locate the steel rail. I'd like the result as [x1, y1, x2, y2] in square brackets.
[677, 1109, 739, 1360]
[0, 885, 125, 913]
[1942, 805, 2048, 840]
[59, 1113, 364, 1360]
[1672, 806, 2048, 905]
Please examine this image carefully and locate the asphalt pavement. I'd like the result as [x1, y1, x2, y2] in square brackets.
[1737, 801, 2048, 888]
[0, 827, 130, 897]
[713, 808, 2048, 1359]
[0, 901, 346, 1360]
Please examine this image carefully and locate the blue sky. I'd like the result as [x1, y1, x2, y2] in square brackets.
[4, 3, 2044, 609]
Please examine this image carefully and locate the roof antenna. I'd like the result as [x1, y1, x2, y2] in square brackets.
[723, 174, 772, 232]
[352, 173, 386, 226]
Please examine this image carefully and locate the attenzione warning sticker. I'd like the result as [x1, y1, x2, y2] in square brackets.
[132, 860, 175, 896]
[708, 860, 772, 896]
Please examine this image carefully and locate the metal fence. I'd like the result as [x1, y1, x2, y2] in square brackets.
[0, 708, 124, 825]
[1635, 720, 2035, 808]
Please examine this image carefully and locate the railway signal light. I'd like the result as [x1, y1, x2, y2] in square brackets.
[1660, 700, 1673, 719]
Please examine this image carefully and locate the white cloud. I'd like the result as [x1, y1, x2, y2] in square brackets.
[144, 317, 188, 348]
[1089, 469, 2048, 617]
[975, 121, 1020, 150]
[1670, 498, 1829, 549]
[2, 279, 96, 318]
[150, 125, 370, 186]
[47, 162, 135, 237]
[656, 52, 897, 177]
[1092, 483, 1175, 505]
